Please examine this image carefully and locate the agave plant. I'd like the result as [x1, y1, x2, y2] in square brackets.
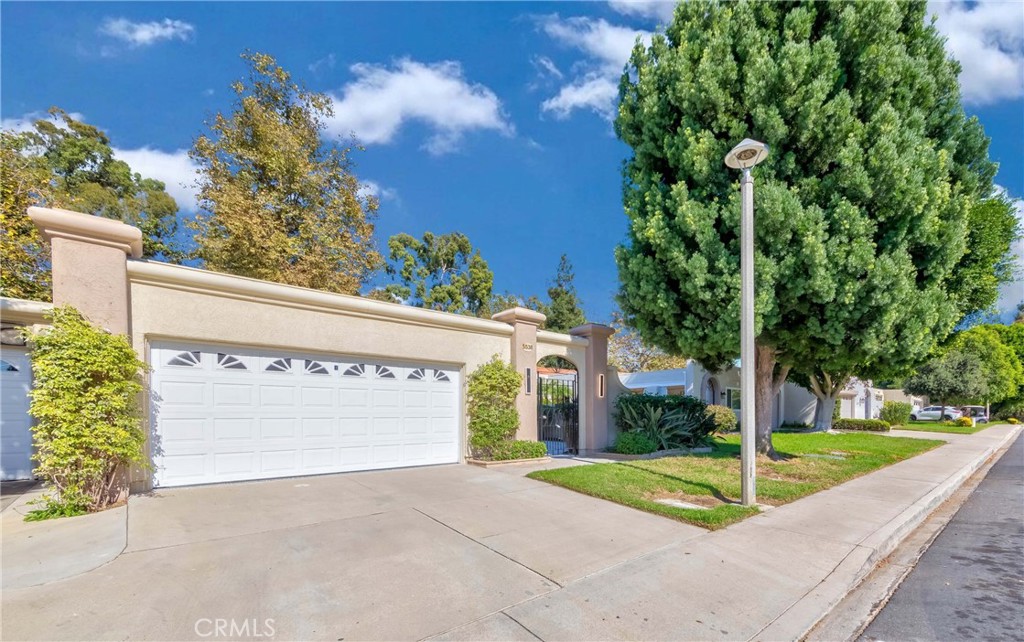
[660, 405, 717, 449]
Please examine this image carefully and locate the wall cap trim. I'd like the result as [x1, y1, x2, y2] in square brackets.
[29, 207, 143, 258]
[492, 306, 546, 326]
[570, 323, 615, 339]
[127, 260, 515, 337]
[0, 297, 53, 325]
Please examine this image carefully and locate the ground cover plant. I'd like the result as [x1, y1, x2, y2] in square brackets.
[528, 432, 941, 529]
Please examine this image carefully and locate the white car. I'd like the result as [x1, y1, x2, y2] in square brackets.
[910, 406, 963, 421]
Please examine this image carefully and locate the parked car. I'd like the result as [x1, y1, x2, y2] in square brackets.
[960, 406, 989, 423]
[910, 406, 963, 421]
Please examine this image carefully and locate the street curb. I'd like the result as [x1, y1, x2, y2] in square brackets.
[753, 424, 1023, 641]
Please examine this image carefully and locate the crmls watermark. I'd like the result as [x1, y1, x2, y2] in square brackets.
[194, 618, 276, 638]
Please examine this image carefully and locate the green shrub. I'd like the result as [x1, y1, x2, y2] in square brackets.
[616, 394, 715, 449]
[614, 394, 707, 433]
[467, 356, 522, 459]
[489, 440, 547, 461]
[879, 401, 912, 427]
[26, 306, 149, 517]
[613, 431, 659, 454]
[833, 418, 891, 432]
[706, 404, 738, 433]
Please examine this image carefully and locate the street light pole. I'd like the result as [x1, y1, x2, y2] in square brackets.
[724, 138, 769, 508]
[739, 167, 756, 507]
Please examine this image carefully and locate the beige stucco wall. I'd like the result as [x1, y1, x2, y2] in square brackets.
[127, 261, 517, 486]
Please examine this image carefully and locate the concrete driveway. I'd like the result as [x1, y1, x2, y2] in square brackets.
[1, 463, 702, 641]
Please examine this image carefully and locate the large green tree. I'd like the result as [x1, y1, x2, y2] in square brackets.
[951, 325, 1024, 407]
[544, 254, 586, 332]
[904, 349, 988, 411]
[191, 52, 380, 294]
[1, 110, 184, 301]
[376, 231, 493, 316]
[615, 0, 994, 454]
[948, 196, 1021, 317]
[1, 131, 54, 301]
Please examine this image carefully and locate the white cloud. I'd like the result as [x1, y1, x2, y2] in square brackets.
[98, 17, 195, 48]
[325, 58, 513, 155]
[309, 53, 336, 75]
[1, 110, 86, 134]
[928, 1, 1024, 105]
[608, 0, 677, 23]
[532, 55, 563, 80]
[357, 180, 398, 203]
[112, 147, 199, 211]
[537, 16, 650, 120]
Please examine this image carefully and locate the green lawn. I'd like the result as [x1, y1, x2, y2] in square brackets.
[896, 420, 993, 435]
[527, 432, 942, 530]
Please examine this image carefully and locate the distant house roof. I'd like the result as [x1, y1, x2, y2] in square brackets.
[618, 368, 688, 390]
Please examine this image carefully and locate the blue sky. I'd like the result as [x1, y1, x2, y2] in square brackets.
[3, 1, 1022, 322]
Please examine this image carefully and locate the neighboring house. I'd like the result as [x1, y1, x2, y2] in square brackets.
[2, 207, 621, 491]
[839, 379, 885, 420]
[617, 361, 818, 429]
[880, 389, 926, 412]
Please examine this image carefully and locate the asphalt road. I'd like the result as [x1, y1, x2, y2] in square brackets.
[860, 432, 1024, 642]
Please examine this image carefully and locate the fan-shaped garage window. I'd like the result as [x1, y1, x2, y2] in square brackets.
[0, 360, 19, 372]
[407, 368, 426, 381]
[304, 360, 330, 375]
[433, 370, 450, 382]
[216, 353, 247, 370]
[265, 358, 291, 373]
[167, 351, 201, 368]
[342, 363, 366, 377]
[375, 365, 395, 379]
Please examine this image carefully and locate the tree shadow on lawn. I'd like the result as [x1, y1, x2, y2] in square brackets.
[619, 442, 803, 505]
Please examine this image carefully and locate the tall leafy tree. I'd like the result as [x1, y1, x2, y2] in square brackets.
[544, 254, 586, 333]
[1, 131, 54, 301]
[947, 196, 1021, 317]
[615, 0, 995, 454]
[191, 52, 380, 294]
[1, 110, 184, 301]
[376, 231, 493, 316]
[951, 325, 1024, 407]
[904, 350, 988, 411]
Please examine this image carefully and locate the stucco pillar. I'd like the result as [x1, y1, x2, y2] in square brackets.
[29, 207, 143, 334]
[570, 323, 615, 453]
[492, 307, 546, 441]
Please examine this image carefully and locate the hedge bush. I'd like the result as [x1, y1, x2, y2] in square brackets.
[1009, 418, 1020, 425]
[613, 431, 659, 454]
[467, 356, 522, 459]
[954, 416, 974, 427]
[614, 394, 716, 448]
[489, 440, 548, 461]
[833, 418, 891, 432]
[879, 401, 912, 427]
[706, 404, 738, 433]
[26, 306, 149, 517]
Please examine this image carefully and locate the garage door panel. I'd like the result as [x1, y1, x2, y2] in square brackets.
[151, 343, 462, 486]
[302, 417, 335, 438]
[213, 418, 253, 441]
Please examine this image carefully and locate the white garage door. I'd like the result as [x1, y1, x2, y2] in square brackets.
[0, 346, 34, 481]
[151, 343, 461, 487]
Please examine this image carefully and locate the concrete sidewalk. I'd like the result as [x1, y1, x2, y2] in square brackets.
[435, 423, 1022, 641]
[1, 424, 1017, 641]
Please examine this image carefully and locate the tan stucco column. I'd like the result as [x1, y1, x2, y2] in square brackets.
[570, 323, 615, 453]
[29, 207, 143, 334]
[492, 307, 546, 441]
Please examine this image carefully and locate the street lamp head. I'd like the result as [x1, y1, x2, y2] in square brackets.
[724, 138, 770, 170]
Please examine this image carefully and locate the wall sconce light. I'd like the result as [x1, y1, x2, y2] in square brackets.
[526, 368, 532, 395]
[598, 374, 606, 398]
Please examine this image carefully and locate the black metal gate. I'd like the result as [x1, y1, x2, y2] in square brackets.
[537, 375, 579, 456]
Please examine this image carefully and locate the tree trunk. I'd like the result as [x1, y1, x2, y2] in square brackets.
[754, 342, 787, 459]
[812, 395, 838, 432]
[806, 370, 851, 432]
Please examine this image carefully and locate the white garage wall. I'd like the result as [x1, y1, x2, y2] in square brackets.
[126, 261, 516, 489]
